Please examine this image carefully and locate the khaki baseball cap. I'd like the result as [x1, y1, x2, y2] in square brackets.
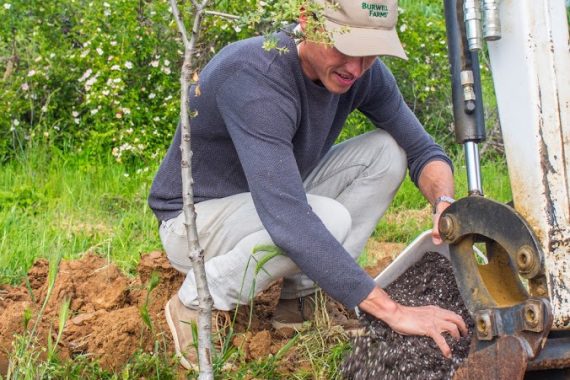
[314, 0, 408, 59]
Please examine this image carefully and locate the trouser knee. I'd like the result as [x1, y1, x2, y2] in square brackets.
[307, 194, 351, 244]
[364, 129, 407, 189]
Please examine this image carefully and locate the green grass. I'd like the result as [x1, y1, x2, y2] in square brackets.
[0, 147, 161, 285]
[0, 147, 511, 282]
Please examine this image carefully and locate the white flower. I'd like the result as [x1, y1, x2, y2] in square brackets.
[111, 65, 121, 71]
[96, 47, 104, 55]
[163, 59, 170, 66]
[148, 93, 156, 99]
[10, 126, 15, 132]
[162, 67, 171, 75]
[102, 89, 110, 96]
[165, 95, 172, 101]
[91, 108, 99, 115]
[108, 55, 114, 61]
[74, 118, 80, 124]
[34, 56, 42, 62]
[122, 107, 131, 115]
[80, 49, 90, 58]
[72, 111, 79, 117]
[234, 25, 242, 33]
[21, 83, 29, 91]
[4, 3, 11, 9]
[103, 2, 110, 7]
[41, 105, 48, 112]
[83, 41, 91, 48]
[126, 128, 133, 134]
[79, 68, 92, 82]
[150, 60, 159, 67]
[44, 131, 49, 137]
[113, 78, 121, 83]
[54, 125, 60, 131]
[399, 24, 407, 33]
[104, 9, 111, 16]
[124, 61, 133, 69]
[13, 119, 20, 126]
[153, 116, 160, 121]
[27, 70, 36, 77]
[49, 53, 55, 58]
[110, 40, 117, 46]
[115, 112, 123, 119]
[85, 76, 97, 88]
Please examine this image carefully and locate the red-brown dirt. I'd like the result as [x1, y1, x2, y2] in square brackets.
[0, 241, 401, 374]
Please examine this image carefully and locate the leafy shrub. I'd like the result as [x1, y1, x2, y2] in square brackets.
[0, 0, 495, 163]
[384, 2, 455, 148]
[1, 0, 182, 164]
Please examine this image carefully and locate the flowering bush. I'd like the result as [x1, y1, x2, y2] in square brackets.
[0, 0, 483, 163]
[0, 0, 187, 164]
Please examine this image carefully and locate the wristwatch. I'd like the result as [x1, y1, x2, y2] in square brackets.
[432, 195, 455, 214]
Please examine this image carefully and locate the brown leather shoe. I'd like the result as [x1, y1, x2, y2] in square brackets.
[271, 296, 317, 330]
[165, 295, 231, 370]
[165, 295, 200, 370]
[271, 293, 364, 336]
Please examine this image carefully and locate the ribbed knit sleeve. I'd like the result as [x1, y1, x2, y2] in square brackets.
[357, 61, 453, 185]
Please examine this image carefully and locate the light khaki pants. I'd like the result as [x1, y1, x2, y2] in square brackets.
[159, 129, 407, 310]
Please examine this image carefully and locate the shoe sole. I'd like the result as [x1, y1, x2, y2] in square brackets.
[165, 299, 196, 371]
[272, 319, 366, 337]
[271, 319, 305, 331]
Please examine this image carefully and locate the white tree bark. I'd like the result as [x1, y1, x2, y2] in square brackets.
[169, 0, 214, 378]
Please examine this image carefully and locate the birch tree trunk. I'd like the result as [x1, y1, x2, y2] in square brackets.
[169, 0, 214, 378]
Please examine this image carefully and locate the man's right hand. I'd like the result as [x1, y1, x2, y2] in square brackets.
[358, 286, 468, 358]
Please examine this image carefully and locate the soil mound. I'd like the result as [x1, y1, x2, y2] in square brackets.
[0, 241, 398, 374]
[0, 252, 185, 371]
[0, 250, 363, 374]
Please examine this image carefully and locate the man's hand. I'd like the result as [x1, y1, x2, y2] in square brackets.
[432, 200, 453, 245]
[359, 287, 468, 358]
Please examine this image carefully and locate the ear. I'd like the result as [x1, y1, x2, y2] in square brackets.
[298, 6, 308, 31]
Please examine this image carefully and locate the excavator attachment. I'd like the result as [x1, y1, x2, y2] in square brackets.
[375, 0, 570, 378]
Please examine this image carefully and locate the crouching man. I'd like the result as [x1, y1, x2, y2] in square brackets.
[149, 0, 467, 370]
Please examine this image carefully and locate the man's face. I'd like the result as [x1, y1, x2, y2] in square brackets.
[298, 41, 376, 94]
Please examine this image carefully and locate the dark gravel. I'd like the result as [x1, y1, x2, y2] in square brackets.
[341, 252, 474, 380]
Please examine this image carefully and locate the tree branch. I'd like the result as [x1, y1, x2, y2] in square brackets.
[169, 0, 214, 378]
[204, 10, 240, 20]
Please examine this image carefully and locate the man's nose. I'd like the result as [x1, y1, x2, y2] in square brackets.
[344, 57, 365, 77]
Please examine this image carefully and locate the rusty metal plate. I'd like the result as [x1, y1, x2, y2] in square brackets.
[454, 336, 528, 380]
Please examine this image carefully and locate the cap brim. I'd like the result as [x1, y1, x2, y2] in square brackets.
[324, 19, 408, 60]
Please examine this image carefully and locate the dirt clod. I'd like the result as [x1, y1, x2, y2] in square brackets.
[341, 252, 474, 380]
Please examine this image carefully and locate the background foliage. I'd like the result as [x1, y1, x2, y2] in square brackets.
[1, 0, 499, 165]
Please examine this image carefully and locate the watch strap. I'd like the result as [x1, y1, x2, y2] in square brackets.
[432, 195, 455, 214]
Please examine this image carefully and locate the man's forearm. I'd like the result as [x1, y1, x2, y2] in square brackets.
[417, 159, 454, 212]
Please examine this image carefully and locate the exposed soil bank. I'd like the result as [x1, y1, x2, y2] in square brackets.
[0, 242, 396, 374]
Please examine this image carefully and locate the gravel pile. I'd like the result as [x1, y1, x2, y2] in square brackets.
[341, 252, 474, 380]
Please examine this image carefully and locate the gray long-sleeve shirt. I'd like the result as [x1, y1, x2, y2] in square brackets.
[148, 31, 452, 308]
